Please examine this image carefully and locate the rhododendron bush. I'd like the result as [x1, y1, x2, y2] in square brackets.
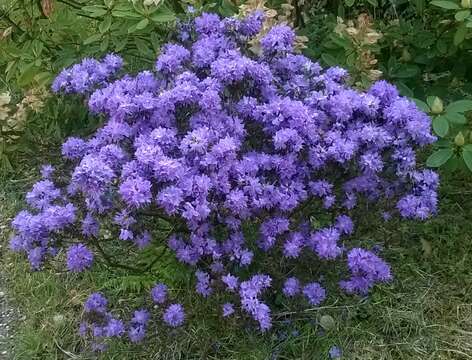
[10, 10, 439, 347]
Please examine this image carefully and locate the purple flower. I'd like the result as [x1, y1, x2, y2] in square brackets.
[66, 244, 93, 272]
[156, 44, 190, 74]
[329, 345, 342, 359]
[222, 303, 235, 317]
[163, 304, 185, 327]
[261, 25, 295, 55]
[105, 318, 125, 337]
[119, 176, 152, 208]
[302, 282, 326, 306]
[84, 292, 108, 313]
[151, 283, 168, 304]
[221, 273, 239, 292]
[283, 277, 300, 297]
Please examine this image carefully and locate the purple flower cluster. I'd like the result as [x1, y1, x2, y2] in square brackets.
[12, 11, 438, 333]
[52, 54, 123, 94]
[80, 290, 186, 350]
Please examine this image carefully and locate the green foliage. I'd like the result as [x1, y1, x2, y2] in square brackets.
[0, 0, 177, 89]
[420, 96, 472, 173]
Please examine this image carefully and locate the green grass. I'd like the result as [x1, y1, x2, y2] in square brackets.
[1, 164, 472, 359]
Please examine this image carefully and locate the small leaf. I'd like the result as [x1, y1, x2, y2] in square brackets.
[345, 0, 356, 6]
[136, 18, 149, 30]
[83, 33, 102, 45]
[454, 23, 467, 46]
[432, 116, 449, 137]
[412, 98, 430, 112]
[319, 315, 336, 330]
[321, 53, 338, 66]
[150, 6, 175, 23]
[99, 16, 112, 33]
[446, 99, 472, 113]
[426, 149, 453, 167]
[18, 63, 38, 86]
[463, 147, 472, 172]
[455, 9, 470, 21]
[431, 0, 460, 9]
[421, 239, 432, 258]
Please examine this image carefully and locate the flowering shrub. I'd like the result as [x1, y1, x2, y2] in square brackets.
[10, 9, 438, 347]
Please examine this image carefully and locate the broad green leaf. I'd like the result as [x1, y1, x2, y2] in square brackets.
[455, 9, 470, 21]
[82, 5, 108, 17]
[136, 18, 149, 30]
[446, 100, 472, 113]
[150, 6, 175, 23]
[412, 98, 430, 112]
[391, 64, 420, 78]
[444, 112, 467, 124]
[100, 37, 110, 52]
[321, 53, 338, 66]
[99, 16, 112, 33]
[462, 148, 472, 172]
[18, 63, 38, 86]
[466, 20, 472, 28]
[431, 0, 460, 9]
[345, 0, 356, 7]
[319, 315, 336, 330]
[426, 149, 453, 167]
[135, 38, 151, 56]
[82, 5, 106, 12]
[112, 10, 142, 18]
[395, 81, 413, 98]
[83, 33, 102, 45]
[454, 23, 467, 45]
[366, 0, 378, 6]
[432, 116, 449, 137]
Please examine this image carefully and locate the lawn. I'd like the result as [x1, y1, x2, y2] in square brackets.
[1, 154, 471, 360]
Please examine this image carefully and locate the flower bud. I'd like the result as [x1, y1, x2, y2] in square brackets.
[431, 97, 444, 114]
[455, 132, 465, 146]
[462, 0, 471, 8]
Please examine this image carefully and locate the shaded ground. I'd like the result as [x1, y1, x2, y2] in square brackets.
[0, 270, 17, 360]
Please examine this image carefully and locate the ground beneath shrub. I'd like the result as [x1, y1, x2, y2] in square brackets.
[0, 273, 17, 359]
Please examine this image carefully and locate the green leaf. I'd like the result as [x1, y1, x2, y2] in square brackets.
[395, 81, 414, 98]
[136, 18, 149, 30]
[432, 116, 449, 137]
[112, 10, 142, 18]
[454, 23, 467, 46]
[366, 0, 378, 6]
[391, 64, 420, 79]
[446, 100, 472, 113]
[135, 38, 151, 56]
[345, 0, 355, 6]
[412, 98, 430, 112]
[150, 6, 175, 23]
[455, 9, 470, 21]
[82, 5, 108, 17]
[83, 33, 102, 45]
[426, 149, 453, 167]
[319, 315, 336, 330]
[431, 0, 460, 9]
[444, 112, 467, 124]
[462, 148, 472, 172]
[321, 53, 338, 66]
[99, 16, 112, 33]
[466, 20, 472, 28]
[18, 63, 38, 86]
